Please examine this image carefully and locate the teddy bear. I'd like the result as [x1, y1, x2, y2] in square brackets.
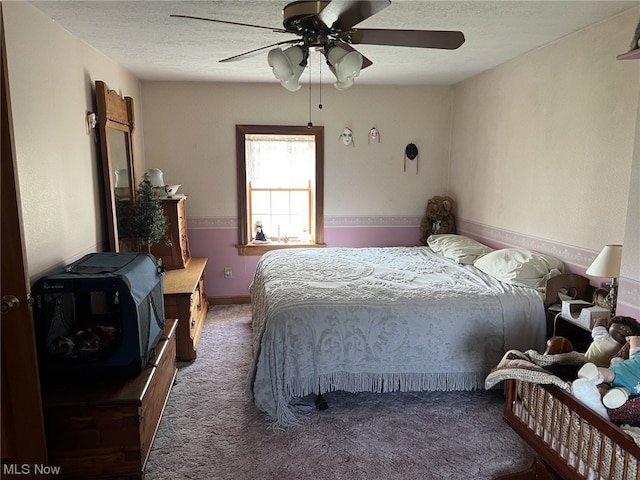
[419, 195, 456, 244]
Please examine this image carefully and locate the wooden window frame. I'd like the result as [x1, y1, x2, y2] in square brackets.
[235, 125, 325, 256]
[248, 180, 313, 241]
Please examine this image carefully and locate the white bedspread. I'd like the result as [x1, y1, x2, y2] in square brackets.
[247, 246, 545, 427]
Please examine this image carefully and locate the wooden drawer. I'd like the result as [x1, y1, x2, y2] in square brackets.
[175, 199, 190, 266]
[189, 289, 198, 338]
[139, 322, 176, 466]
[43, 320, 177, 479]
[150, 196, 191, 270]
[163, 257, 208, 361]
[192, 275, 207, 346]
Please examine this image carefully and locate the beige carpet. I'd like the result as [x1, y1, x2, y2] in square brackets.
[145, 304, 535, 480]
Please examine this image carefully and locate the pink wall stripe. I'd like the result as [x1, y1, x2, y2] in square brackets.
[188, 216, 638, 319]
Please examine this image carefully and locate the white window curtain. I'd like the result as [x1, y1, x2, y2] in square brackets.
[245, 134, 315, 188]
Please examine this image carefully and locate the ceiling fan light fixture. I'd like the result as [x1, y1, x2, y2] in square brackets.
[280, 67, 305, 91]
[268, 45, 307, 91]
[175, 2, 466, 88]
[326, 45, 363, 90]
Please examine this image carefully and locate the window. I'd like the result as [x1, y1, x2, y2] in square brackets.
[236, 125, 324, 254]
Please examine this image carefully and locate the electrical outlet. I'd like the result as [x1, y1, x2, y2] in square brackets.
[224, 267, 233, 279]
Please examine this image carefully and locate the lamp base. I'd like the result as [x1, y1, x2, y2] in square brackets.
[605, 278, 618, 316]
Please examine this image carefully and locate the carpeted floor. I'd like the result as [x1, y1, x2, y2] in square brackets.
[145, 304, 535, 480]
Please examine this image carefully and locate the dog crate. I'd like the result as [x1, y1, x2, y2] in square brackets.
[32, 252, 165, 379]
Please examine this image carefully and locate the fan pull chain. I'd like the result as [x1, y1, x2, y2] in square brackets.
[318, 56, 323, 110]
[307, 55, 313, 128]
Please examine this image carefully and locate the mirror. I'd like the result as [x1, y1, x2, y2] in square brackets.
[95, 80, 136, 252]
[109, 129, 131, 200]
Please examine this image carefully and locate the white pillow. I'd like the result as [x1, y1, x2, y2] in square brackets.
[427, 234, 495, 265]
[473, 248, 564, 288]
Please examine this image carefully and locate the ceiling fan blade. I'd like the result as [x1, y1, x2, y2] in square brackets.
[170, 14, 289, 34]
[219, 39, 301, 63]
[336, 42, 373, 69]
[346, 29, 465, 50]
[316, 0, 390, 31]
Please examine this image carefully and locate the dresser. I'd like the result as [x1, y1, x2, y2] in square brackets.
[163, 257, 209, 360]
[42, 319, 177, 479]
[151, 195, 191, 270]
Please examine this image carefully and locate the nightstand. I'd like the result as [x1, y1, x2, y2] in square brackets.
[550, 312, 590, 348]
[544, 273, 593, 351]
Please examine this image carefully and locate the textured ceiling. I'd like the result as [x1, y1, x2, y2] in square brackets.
[30, 0, 638, 86]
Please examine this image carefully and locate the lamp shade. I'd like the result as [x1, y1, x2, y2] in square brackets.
[146, 168, 165, 187]
[114, 168, 130, 188]
[326, 46, 363, 91]
[268, 46, 305, 91]
[586, 244, 623, 278]
[280, 65, 305, 92]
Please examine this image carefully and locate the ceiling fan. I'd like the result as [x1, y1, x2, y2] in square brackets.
[171, 0, 465, 91]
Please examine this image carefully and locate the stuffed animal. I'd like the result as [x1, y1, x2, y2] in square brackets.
[577, 335, 640, 410]
[584, 316, 640, 367]
[544, 336, 574, 355]
[551, 318, 640, 420]
[571, 378, 610, 418]
[419, 195, 456, 244]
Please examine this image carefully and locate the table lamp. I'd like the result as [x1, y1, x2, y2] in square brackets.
[586, 244, 623, 315]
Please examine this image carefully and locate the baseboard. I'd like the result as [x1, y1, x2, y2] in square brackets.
[208, 295, 251, 305]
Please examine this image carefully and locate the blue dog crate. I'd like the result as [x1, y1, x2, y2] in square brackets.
[32, 252, 165, 379]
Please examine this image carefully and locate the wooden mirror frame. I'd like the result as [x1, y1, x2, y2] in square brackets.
[95, 80, 136, 252]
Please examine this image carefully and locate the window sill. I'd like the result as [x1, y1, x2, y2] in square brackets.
[236, 242, 326, 256]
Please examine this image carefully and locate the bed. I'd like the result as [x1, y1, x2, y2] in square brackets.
[485, 349, 640, 479]
[247, 237, 561, 427]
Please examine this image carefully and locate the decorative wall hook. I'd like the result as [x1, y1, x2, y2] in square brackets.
[339, 127, 354, 147]
[368, 127, 380, 144]
[404, 143, 419, 174]
[86, 111, 97, 135]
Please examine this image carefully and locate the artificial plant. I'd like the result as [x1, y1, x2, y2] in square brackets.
[128, 172, 167, 253]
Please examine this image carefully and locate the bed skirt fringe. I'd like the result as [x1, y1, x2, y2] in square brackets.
[268, 372, 488, 427]
[286, 371, 486, 400]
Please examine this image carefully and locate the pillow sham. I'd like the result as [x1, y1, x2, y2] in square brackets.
[473, 248, 564, 288]
[427, 234, 494, 265]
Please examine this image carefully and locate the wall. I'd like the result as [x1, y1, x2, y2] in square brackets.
[143, 8, 639, 313]
[449, 8, 640, 317]
[3, 1, 144, 282]
[5, 1, 639, 316]
[622, 74, 640, 316]
[141, 82, 454, 298]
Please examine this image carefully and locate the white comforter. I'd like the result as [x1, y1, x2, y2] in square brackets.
[247, 246, 545, 427]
